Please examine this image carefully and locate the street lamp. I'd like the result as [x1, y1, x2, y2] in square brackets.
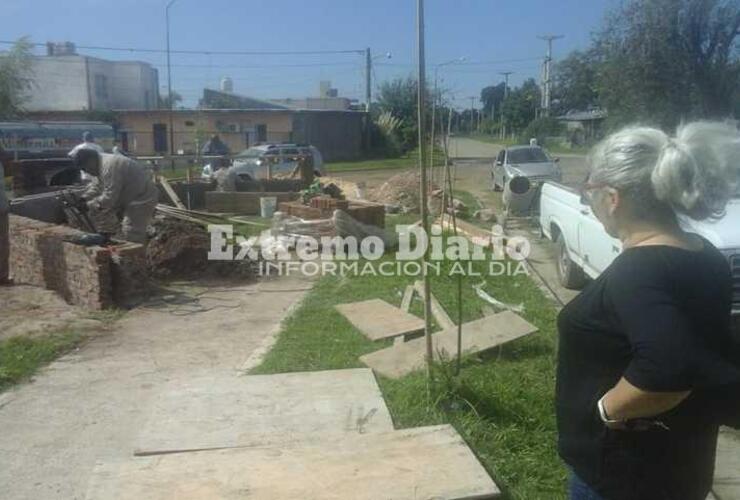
[166, 0, 179, 169]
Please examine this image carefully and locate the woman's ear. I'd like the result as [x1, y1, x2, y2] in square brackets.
[604, 187, 620, 217]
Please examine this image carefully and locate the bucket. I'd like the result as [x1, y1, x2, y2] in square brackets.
[260, 196, 278, 218]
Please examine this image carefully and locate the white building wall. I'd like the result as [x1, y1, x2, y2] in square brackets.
[25, 56, 90, 111]
[25, 55, 159, 112]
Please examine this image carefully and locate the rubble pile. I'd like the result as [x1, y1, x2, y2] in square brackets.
[368, 171, 438, 213]
[146, 217, 257, 279]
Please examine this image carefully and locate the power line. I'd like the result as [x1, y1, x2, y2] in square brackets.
[0, 40, 365, 56]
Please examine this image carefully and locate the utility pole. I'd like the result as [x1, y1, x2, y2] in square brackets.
[499, 71, 513, 139]
[365, 47, 372, 152]
[538, 34, 563, 117]
[165, 0, 179, 170]
[469, 96, 476, 134]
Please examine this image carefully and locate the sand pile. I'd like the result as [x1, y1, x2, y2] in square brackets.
[367, 171, 438, 213]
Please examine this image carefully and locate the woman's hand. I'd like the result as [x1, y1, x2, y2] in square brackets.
[599, 377, 691, 429]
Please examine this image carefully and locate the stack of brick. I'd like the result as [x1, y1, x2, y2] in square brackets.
[8, 215, 146, 310]
[309, 196, 350, 211]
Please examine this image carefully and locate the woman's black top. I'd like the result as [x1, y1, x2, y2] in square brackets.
[556, 239, 740, 500]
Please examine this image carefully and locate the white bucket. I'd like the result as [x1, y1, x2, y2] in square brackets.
[260, 196, 278, 218]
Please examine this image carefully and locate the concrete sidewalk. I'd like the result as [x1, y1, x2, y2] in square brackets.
[0, 276, 312, 499]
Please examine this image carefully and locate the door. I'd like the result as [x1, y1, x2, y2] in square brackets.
[153, 123, 167, 153]
[576, 206, 622, 277]
[255, 124, 267, 143]
[493, 150, 505, 187]
[276, 148, 300, 176]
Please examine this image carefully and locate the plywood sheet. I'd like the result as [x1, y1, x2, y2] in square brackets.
[134, 369, 393, 456]
[87, 425, 500, 500]
[360, 310, 537, 379]
[335, 299, 425, 341]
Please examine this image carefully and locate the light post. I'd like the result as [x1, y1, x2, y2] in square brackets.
[165, 0, 179, 170]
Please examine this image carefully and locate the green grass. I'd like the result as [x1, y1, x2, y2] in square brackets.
[0, 330, 85, 392]
[326, 147, 446, 173]
[251, 243, 566, 498]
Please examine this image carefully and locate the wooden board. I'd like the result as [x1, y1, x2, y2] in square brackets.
[360, 310, 538, 379]
[134, 369, 393, 456]
[400, 285, 415, 312]
[413, 280, 456, 330]
[86, 425, 500, 500]
[205, 192, 297, 215]
[712, 428, 740, 499]
[335, 299, 425, 341]
[159, 177, 186, 209]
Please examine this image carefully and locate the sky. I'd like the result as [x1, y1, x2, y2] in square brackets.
[3, 0, 618, 109]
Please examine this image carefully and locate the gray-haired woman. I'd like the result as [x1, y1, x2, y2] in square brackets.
[556, 121, 740, 499]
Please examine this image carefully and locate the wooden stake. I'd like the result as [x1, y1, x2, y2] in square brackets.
[416, 0, 434, 381]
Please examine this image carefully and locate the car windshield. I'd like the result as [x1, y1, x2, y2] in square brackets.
[234, 147, 265, 159]
[507, 148, 549, 164]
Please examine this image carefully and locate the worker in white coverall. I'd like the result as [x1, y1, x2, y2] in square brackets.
[74, 149, 158, 243]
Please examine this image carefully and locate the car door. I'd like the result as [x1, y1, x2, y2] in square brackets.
[276, 148, 300, 176]
[493, 150, 505, 187]
[576, 204, 622, 277]
[257, 150, 279, 179]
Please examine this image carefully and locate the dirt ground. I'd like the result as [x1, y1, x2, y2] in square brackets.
[0, 274, 312, 499]
[0, 285, 107, 341]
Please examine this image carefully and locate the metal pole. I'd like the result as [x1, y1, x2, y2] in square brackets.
[365, 47, 372, 152]
[538, 35, 563, 117]
[429, 69, 438, 189]
[166, 0, 178, 171]
[416, 0, 434, 381]
[499, 71, 512, 139]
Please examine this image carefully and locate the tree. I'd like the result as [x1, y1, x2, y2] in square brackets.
[375, 77, 420, 151]
[501, 78, 541, 133]
[0, 37, 33, 118]
[480, 83, 507, 121]
[595, 0, 740, 128]
[552, 50, 600, 115]
[159, 90, 183, 109]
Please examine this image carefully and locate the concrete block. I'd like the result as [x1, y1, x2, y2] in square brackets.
[206, 192, 298, 214]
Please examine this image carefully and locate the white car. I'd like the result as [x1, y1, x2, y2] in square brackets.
[492, 146, 562, 191]
[539, 181, 740, 336]
[202, 144, 325, 181]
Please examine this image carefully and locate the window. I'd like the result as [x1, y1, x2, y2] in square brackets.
[507, 148, 549, 164]
[185, 121, 195, 127]
[94, 74, 108, 100]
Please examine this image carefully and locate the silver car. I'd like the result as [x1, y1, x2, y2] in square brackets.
[491, 145, 561, 191]
[202, 144, 325, 181]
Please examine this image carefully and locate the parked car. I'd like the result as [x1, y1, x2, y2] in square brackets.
[491, 145, 561, 191]
[202, 144, 325, 181]
[539, 180, 740, 337]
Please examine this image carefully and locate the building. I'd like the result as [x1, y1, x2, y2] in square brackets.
[201, 84, 352, 112]
[115, 108, 364, 161]
[557, 108, 608, 145]
[24, 42, 159, 112]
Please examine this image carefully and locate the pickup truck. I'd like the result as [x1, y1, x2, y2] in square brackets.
[539, 182, 740, 330]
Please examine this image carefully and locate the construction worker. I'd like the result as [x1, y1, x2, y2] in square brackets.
[0, 146, 12, 286]
[74, 149, 158, 244]
[201, 134, 230, 156]
[69, 131, 105, 156]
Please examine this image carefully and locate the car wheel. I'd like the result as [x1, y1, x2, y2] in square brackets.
[556, 233, 587, 289]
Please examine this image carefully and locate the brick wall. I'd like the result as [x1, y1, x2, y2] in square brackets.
[9, 215, 146, 309]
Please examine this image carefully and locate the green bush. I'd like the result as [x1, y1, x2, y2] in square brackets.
[519, 117, 565, 145]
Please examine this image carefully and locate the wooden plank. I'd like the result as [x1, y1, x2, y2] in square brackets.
[205, 192, 297, 215]
[400, 285, 415, 312]
[712, 428, 740, 500]
[86, 425, 500, 500]
[134, 369, 394, 456]
[159, 177, 186, 209]
[335, 299, 425, 341]
[414, 280, 456, 330]
[360, 310, 537, 379]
